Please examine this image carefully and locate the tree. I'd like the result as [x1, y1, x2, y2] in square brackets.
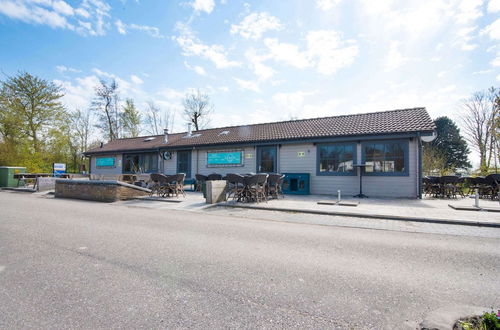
[0, 71, 65, 153]
[92, 79, 119, 141]
[144, 101, 175, 135]
[120, 99, 141, 138]
[430, 117, 471, 170]
[69, 108, 93, 171]
[182, 89, 213, 131]
[460, 87, 498, 173]
[422, 145, 446, 176]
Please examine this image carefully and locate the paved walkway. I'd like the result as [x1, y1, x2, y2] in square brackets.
[220, 194, 500, 226]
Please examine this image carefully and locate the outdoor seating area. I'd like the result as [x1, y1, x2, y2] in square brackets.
[223, 173, 285, 203]
[149, 173, 186, 198]
[423, 174, 500, 199]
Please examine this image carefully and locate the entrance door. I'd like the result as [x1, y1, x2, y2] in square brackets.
[176, 150, 191, 178]
[256, 146, 277, 173]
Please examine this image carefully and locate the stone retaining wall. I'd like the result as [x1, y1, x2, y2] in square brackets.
[55, 179, 150, 202]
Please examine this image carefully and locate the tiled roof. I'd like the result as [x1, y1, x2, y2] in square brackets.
[85, 107, 435, 154]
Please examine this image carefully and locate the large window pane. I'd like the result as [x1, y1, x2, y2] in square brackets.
[364, 141, 406, 174]
[318, 143, 355, 174]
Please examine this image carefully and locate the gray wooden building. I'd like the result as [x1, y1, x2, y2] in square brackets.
[84, 107, 436, 198]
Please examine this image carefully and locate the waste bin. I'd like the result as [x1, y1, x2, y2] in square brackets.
[0, 166, 26, 187]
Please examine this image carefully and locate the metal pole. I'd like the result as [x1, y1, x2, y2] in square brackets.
[475, 188, 480, 208]
[338, 190, 341, 203]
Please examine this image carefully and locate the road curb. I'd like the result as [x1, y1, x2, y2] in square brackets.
[219, 204, 500, 228]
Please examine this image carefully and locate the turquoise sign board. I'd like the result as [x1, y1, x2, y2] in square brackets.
[96, 157, 115, 167]
[207, 151, 242, 166]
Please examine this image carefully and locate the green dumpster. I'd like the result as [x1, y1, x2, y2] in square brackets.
[0, 166, 26, 187]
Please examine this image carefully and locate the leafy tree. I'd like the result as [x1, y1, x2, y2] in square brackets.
[182, 89, 213, 131]
[120, 99, 141, 138]
[0, 71, 65, 153]
[422, 145, 446, 176]
[92, 79, 119, 141]
[430, 116, 471, 170]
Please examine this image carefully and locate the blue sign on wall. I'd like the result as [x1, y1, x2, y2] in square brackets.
[96, 157, 115, 167]
[207, 151, 242, 166]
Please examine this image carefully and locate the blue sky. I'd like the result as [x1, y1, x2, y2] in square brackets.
[0, 0, 499, 137]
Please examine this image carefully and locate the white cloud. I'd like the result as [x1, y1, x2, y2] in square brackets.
[115, 19, 126, 34]
[472, 69, 493, 75]
[114, 19, 164, 38]
[385, 41, 408, 70]
[263, 38, 311, 69]
[0, 1, 72, 29]
[491, 53, 500, 66]
[315, 0, 342, 11]
[56, 65, 81, 73]
[0, 0, 158, 38]
[234, 78, 260, 92]
[482, 18, 500, 40]
[306, 30, 359, 75]
[488, 0, 500, 12]
[230, 12, 282, 40]
[262, 30, 358, 75]
[52, 1, 73, 16]
[184, 62, 207, 76]
[54, 75, 100, 110]
[130, 74, 144, 84]
[129, 23, 164, 38]
[174, 23, 240, 69]
[497, 73, 500, 81]
[245, 49, 275, 81]
[191, 0, 215, 13]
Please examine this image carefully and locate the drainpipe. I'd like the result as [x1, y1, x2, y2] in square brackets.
[417, 132, 422, 199]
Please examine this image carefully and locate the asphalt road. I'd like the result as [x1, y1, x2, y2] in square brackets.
[1, 192, 499, 329]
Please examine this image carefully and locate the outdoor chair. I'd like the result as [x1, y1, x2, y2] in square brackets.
[426, 176, 441, 197]
[485, 174, 500, 200]
[475, 177, 492, 199]
[226, 173, 245, 201]
[267, 174, 285, 199]
[246, 173, 268, 203]
[207, 173, 222, 181]
[171, 173, 186, 197]
[439, 176, 461, 198]
[464, 177, 477, 196]
[195, 174, 207, 192]
[149, 173, 172, 197]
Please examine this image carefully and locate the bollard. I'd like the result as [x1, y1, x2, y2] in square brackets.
[475, 188, 480, 208]
[337, 190, 341, 203]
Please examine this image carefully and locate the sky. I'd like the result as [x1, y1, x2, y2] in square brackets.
[0, 0, 499, 139]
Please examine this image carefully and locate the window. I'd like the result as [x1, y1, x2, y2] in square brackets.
[317, 143, 356, 175]
[123, 153, 158, 173]
[363, 141, 408, 175]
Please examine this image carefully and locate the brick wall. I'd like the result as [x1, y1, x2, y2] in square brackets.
[55, 180, 150, 202]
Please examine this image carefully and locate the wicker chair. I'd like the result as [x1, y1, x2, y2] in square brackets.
[150, 173, 172, 197]
[195, 174, 207, 192]
[267, 174, 285, 199]
[171, 173, 186, 197]
[485, 174, 500, 200]
[226, 173, 245, 201]
[440, 176, 461, 198]
[246, 173, 268, 203]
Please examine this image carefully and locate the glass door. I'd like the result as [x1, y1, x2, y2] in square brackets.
[176, 150, 192, 178]
[256, 146, 277, 173]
